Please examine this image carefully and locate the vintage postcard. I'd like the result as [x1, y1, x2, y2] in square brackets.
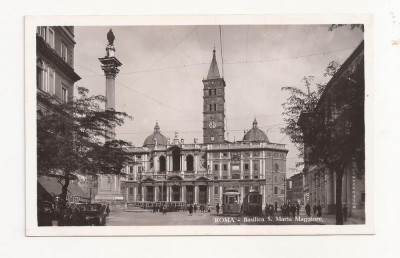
[25, 14, 374, 235]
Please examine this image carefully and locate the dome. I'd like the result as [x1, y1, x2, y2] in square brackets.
[242, 119, 270, 143]
[143, 122, 169, 147]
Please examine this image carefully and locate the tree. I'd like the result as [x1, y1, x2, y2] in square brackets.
[281, 61, 341, 165]
[37, 87, 134, 203]
[281, 54, 364, 225]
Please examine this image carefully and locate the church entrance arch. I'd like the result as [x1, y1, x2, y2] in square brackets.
[159, 155, 166, 172]
[186, 155, 194, 171]
[172, 148, 181, 171]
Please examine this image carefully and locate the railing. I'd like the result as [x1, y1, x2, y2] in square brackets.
[208, 142, 287, 150]
[133, 171, 213, 181]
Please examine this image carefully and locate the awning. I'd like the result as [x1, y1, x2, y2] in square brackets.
[37, 176, 89, 199]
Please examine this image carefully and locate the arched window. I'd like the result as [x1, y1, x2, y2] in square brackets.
[36, 59, 44, 90]
[172, 148, 180, 171]
[159, 155, 166, 172]
[186, 155, 194, 171]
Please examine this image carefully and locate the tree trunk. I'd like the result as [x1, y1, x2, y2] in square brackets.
[335, 170, 344, 225]
[60, 172, 70, 203]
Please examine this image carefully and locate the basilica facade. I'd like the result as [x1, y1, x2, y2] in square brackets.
[121, 50, 288, 207]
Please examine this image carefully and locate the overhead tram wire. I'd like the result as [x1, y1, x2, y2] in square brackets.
[78, 47, 357, 79]
[169, 26, 197, 93]
[74, 62, 198, 122]
[125, 26, 199, 87]
[219, 25, 228, 141]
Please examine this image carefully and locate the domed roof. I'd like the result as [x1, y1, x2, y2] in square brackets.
[243, 119, 270, 143]
[143, 122, 169, 147]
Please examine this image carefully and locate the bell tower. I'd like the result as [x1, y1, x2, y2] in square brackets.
[203, 48, 225, 144]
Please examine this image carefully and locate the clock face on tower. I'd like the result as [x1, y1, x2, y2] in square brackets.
[208, 121, 217, 129]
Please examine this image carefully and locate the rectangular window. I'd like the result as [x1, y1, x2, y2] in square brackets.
[281, 189, 285, 194]
[129, 187, 133, 195]
[129, 166, 133, 174]
[213, 152, 219, 158]
[213, 164, 219, 171]
[253, 162, 259, 171]
[38, 26, 47, 41]
[208, 89, 212, 96]
[274, 187, 278, 195]
[42, 66, 49, 92]
[62, 87, 68, 103]
[222, 152, 228, 157]
[48, 68, 55, 95]
[61, 43, 68, 62]
[223, 164, 227, 171]
[244, 152, 250, 157]
[244, 164, 249, 171]
[253, 151, 260, 157]
[48, 27, 55, 48]
[244, 186, 250, 194]
[214, 187, 218, 194]
[231, 174, 240, 179]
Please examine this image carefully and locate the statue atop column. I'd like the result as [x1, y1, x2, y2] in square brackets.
[107, 29, 115, 45]
[106, 29, 116, 57]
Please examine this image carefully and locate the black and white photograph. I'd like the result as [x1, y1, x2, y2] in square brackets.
[26, 15, 373, 235]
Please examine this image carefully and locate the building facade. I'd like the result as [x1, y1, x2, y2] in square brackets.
[122, 50, 288, 207]
[286, 172, 304, 205]
[298, 41, 365, 218]
[36, 26, 80, 115]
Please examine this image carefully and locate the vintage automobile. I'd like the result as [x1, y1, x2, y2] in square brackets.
[77, 203, 107, 226]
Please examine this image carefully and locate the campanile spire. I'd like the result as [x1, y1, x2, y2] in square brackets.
[202, 49, 226, 144]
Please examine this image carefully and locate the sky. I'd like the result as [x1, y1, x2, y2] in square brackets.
[73, 25, 363, 177]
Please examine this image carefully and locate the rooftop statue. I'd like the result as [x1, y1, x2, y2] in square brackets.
[107, 29, 115, 46]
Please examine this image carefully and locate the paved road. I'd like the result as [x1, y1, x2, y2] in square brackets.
[106, 210, 363, 226]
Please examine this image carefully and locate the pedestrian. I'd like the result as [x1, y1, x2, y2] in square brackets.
[305, 203, 311, 217]
[296, 203, 300, 216]
[207, 204, 211, 213]
[188, 204, 193, 216]
[162, 205, 167, 215]
[194, 203, 197, 213]
[68, 208, 83, 226]
[343, 204, 348, 222]
[106, 204, 110, 216]
[265, 204, 269, 216]
[269, 204, 274, 216]
[317, 204, 322, 217]
[291, 204, 296, 218]
[216, 203, 220, 215]
[313, 204, 317, 215]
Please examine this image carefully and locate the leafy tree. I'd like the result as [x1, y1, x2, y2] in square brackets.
[281, 61, 341, 166]
[281, 54, 364, 225]
[37, 87, 134, 202]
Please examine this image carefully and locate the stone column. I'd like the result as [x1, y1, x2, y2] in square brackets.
[219, 186, 223, 204]
[240, 158, 244, 179]
[166, 186, 170, 202]
[208, 185, 212, 204]
[194, 185, 199, 204]
[194, 155, 198, 173]
[250, 159, 253, 179]
[154, 186, 158, 202]
[141, 186, 145, 201]
[133, 186, 137, 201]
[166, 155, 170, 172]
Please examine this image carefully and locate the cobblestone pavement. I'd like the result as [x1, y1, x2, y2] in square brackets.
[105, 210, 365, 226]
